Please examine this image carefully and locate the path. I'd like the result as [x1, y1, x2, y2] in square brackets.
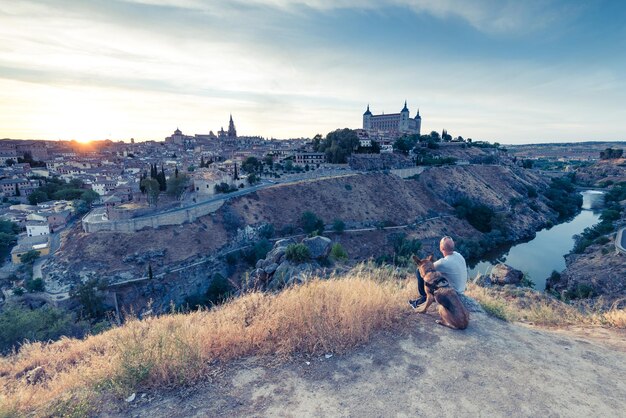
[616, 226, 626, 255]
[113, 311, 626, 417]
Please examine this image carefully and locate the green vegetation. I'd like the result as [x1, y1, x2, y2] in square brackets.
[214, 182, 237, 194]
[285, 243, 311, 263]
[70, 278, 109, 320]
[314, 128, 359, 163]
[240, 239, 272, 266]
[330, 243, 348, 261]
[300, 211, 324, 235]
[19, 249, 40, 265]
[453, 197, 496, 233]
[185, 273, 234, 309]
[0, 305, 88, 354]
[166, 174, 189, 200]
[573, 182, 626, 254]
[0, 220, 20, 261]
[599, 147, 623, 160]
[377, 233, 422, 267]
[141, 177, 160, 206]
[332, 219, 345, 234]
[27, 177, 94, 205]
[543, 175, 582, 220]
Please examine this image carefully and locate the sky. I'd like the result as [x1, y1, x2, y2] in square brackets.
[0, 0, 625, 144]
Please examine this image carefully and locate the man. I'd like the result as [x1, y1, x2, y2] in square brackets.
[409, 236, 468, 308]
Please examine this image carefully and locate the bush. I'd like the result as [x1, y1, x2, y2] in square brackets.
[206, 274, 233, 306]
[300, 211, 324, 235]
[565, 283, 597, 300]
[258, 223, 275, 239]
[285, 243, 311, 263]
[25, 278, 45, 293]
[330, 243, 348, 261]
[332, 219, 345, 234]
[526, 185, 538, 198]
[241, 239, 272, 266]
[0, 305, 86, 354]
[453, 198, 495, 233]
[543, 175, 582, 220]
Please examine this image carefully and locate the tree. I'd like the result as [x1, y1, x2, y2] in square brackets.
[263, 155, 274, 170]
[141, 178, 160, 206]
[157, 166, 166, 191]
[14, 184, 20, 197]
[70, 278, 107, 319]
[600, 147, 623, 160]
[316, 128, 360, 163]
[332, 219, 345, 234]
[300, 211, 324, 235]
[19, 250, 41, 265]
[81, 190, 100, 207]
[166, 174, 189, 200]
[148, 264, 153, 280]
[247, 173, 259, 185]
[241, 157, 261, 174]
[5, 159, 14, 167]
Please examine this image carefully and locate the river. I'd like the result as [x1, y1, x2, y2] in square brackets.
[469, 191, 603, 290]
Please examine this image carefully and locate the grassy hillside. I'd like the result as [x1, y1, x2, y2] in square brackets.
[1, 265, 624, 417]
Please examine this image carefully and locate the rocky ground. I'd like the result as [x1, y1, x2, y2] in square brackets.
[104, 309, 626, 417]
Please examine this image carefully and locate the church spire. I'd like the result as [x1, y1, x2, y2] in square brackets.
[402, 100, 408, 112]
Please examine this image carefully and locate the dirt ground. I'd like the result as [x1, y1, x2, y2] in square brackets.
[105, 310, 626, 417]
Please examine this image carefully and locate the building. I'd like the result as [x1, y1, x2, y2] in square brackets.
[294, 152, 326, 166]
[11, 236, 50, 264]
[26, 221, 50, 237]
[363, 101, 421, 135]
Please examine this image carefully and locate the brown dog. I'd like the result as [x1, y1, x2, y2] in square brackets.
[412, 255, 469, 330]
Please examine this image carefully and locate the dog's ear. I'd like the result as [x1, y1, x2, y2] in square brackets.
[411, 255, 421, 265]
[427, 254, 434, 262]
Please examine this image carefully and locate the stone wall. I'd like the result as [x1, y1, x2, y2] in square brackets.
[83, 200, 224, 233]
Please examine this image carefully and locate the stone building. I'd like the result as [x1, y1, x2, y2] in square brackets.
[363, 101, 421, 135]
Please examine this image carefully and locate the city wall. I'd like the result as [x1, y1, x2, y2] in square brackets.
[83, 200, 224, 233]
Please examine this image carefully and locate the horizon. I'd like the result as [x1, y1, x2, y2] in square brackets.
[1, 1, 625, 144]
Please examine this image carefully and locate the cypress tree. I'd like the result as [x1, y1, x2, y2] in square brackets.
[233, 163, 238, 180]
[15, 184, 20, 197]
[200, 156, 205, 168]
[158, 166, 166, 191]
[175, 166, 179, 178]
[148, 264, 153, 280]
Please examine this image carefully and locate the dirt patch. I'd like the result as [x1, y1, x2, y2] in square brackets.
[107, 312, 626, 417]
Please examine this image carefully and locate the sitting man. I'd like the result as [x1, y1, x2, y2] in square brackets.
[409, 236, 468, 308]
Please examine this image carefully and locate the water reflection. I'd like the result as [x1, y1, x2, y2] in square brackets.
[469, 191, 603, 290]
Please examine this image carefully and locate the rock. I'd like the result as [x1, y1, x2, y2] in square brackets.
[274, 238, 295, 249]
[490, 263, 523, 286]
[25, 366, 46, 385]
[472, 274, 492, 288]
[266, 247, 287, 265]
[459, 294, 485, 313]
[264, 262, 279, 275]
[302, 236, 332, 260]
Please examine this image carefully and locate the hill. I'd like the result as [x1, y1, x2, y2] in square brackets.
[45, 165, 559, 310]
[1, 266, 624, 417]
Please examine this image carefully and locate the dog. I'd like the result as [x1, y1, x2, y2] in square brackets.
[412, 255, 469, 330]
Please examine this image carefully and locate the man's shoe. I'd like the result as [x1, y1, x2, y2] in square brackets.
[409, 296, 426, 309]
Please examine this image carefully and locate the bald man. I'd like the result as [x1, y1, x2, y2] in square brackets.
[409, 236, 468, 309]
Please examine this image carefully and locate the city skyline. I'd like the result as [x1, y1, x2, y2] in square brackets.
[1, 0, 625, 144]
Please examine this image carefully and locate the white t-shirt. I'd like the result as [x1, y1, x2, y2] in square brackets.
[434, 251, 468, 293]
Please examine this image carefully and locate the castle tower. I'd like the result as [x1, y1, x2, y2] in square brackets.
[414, 108, 422, 135]
[363, 104, 372, 130]
[399, 100, 410, 131]
[227, 114, 237, 138]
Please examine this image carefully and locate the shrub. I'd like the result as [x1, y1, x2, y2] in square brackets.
[25, 278, 45, 293]
[300, 211, 324, 235]
[280, 224, 295, 236]
[0, 305, 85, 354]
[526, 185, 538, 198]
[330, 243, 348, 261]
[241, 239, 272, 266]
[332, 219, 345, 234]
[564, 283, 597, 300]
[285, 243, 310, 263]
[258, 223, 275, 239]
[453, 198, 495, 233]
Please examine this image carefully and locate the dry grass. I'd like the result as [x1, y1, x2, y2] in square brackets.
[0, 264, 413, 417]
[466, 283, 626, 328]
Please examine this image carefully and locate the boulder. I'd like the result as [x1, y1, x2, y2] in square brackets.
[490, 263, 523, 286]
[263, 262, 279, 275]
[265, 247, 285, 265]
[274, 238, 295, 249]
[302, 236, 332, 260]
[472, 274, 492, 288]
